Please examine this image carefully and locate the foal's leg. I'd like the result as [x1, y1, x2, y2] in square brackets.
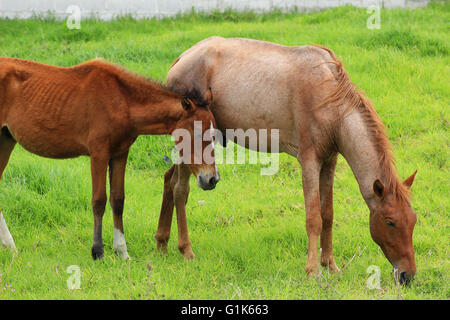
[173, 165, 194, 259]
[298, 148, 322, 276]
[155, 165, 176, 254]
[109, 152, 130, 259]
[319, 154, 340, 273]
[90, 155, 109, 260]
[0, 133, 16, 249]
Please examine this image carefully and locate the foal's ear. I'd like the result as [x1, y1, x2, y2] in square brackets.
[373, 179, 385, 199]
[204, 87, 213, 106]
[403, 170, 417, 190]
[181, 97, 192, 111]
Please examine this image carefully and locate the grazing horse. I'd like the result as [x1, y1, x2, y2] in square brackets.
[155, 37, 418, 285]
[0, 57, 219, 260]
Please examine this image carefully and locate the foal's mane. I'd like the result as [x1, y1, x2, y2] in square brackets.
[80, 59, 181, 104]
[87, 59, 210, 108]
[314, 45, 410, 201]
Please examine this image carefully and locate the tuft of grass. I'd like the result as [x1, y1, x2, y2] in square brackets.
[358, 29, 448, 56]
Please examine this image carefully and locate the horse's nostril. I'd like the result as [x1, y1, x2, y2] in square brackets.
[399, 271, 409, 285]
[209, 176, 216, 186]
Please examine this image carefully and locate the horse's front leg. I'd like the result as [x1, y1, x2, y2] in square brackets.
[155, 165, 176, 254]
[173, 165, 194, 260]
[109, 152, 130, 259]
[90, 155, 109, 260]
[319, 154, 340, 273]
[155, 164, 193, 259]
[298, 149, 322, 277]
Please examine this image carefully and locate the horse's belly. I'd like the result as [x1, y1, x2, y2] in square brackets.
[210, 56, 299, 154]
[6, 119, 88, 158]
[5, 101, 89, 158]
[211, 88, 298, 154]
[13, 132, 87, 159]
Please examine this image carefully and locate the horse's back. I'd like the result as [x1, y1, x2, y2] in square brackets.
[168, 37, 339, 154]
[0, 58, 118, 158]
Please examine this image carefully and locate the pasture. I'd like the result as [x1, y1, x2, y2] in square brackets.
[0, 3, 448, 299]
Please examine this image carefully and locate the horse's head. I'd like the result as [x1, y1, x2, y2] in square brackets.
[172, 88, 219, 190]
[369, 171, 418, 285]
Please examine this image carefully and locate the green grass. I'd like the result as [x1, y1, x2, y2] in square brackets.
[0, 2, 449, 300]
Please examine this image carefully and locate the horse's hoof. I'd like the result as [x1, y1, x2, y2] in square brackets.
[183, 250, 195, 261]
[91, 245, 104, 260]
[305, 264, 320, 278]
[328, 263, 341, 273]
[114, 249, 130, 260]
[321, 258, 341, 273]
[179, 245, 195, 260]
[156, 241, 168, 256]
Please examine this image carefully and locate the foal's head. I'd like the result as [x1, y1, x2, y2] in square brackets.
[173, 88, 219, 190]
[369, 171, 418, 285]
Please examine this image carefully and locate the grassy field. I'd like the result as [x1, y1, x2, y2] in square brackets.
[0, 2, 448, 300]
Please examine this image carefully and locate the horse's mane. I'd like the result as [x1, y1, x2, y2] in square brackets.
[314, 45, 411, 201]
[78, 59, 181, 104]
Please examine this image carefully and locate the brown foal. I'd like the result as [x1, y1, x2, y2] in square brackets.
[0, 57, 218, 260]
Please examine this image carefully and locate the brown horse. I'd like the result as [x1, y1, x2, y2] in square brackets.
[0, 57, 219, 260]
[156, 37, 418, 285]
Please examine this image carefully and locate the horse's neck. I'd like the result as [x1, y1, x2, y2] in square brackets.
[129, 98, 181, 136]
[337, 109, 388, 209]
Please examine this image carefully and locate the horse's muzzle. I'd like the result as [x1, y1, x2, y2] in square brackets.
[394, 267, 415, 286]
[198, 174, 219, 190]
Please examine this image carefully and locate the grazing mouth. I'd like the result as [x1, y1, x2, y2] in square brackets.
[393, 266, 413, 286]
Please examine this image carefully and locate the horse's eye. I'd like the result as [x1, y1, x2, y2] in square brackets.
[386, 220, 395, 227]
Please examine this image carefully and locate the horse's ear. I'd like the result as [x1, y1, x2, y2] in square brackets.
[403, 170, 417, 190]
[204, 87, 213, 106]
[181, 97, 192, 111]
[373, 179, 385, 199]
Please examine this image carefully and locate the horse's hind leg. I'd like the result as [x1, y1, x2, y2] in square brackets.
[0, 129, 17, 249]
[319, 154, 340, 273]
[90, 155, 109, 260]
[155, 165, 176, 254]
[109, 152, 130, 259]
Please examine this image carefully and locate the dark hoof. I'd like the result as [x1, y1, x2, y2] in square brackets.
[91, 245, 104, 260]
